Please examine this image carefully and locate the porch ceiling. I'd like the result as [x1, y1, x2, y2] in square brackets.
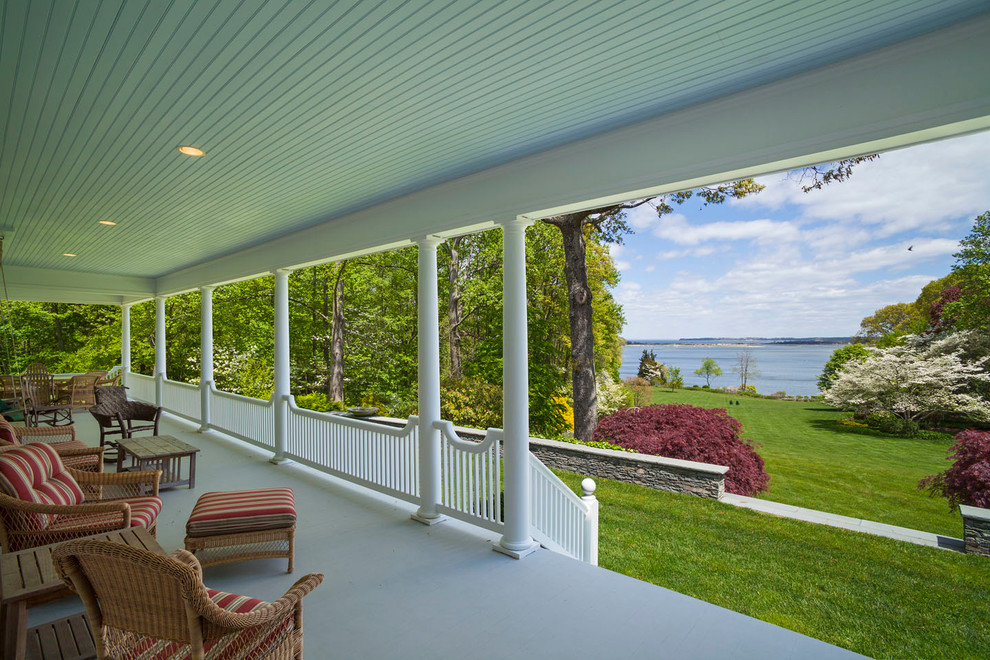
[1, 1, 990, 304]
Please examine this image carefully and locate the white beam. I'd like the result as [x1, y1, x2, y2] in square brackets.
[2, 266, 154, 304]
[155, 17, 990, 296]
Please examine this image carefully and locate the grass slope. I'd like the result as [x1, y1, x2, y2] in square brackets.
[647, 388, 961, 537]
[557, 472, 990, 660]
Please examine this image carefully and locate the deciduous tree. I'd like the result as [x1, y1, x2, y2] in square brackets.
[824, 334, 990, 424]
[694, 357, 722, 387]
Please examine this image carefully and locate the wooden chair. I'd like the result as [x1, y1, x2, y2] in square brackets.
[89, 385, 161, 457]
[19, 364, 73, 426]
[53, 540, 323, 660]
[0, 417, 103, 472]
[68, 374, 101, 409]
[0, 443, 161, 552]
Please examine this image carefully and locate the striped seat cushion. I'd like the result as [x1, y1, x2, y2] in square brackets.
[46, 496, 162, 532]
[0, 443, 84, 528]
[121, 589, 292, 660]
[186, 488, 295, 537]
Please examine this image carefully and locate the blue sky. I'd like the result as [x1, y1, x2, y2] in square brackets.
[612, 130, 990, 339]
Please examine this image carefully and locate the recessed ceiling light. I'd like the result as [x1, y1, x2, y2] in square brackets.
[98, 220, 117, 226]
[62, 253, 77, 257]
[177, 145, 205, 156]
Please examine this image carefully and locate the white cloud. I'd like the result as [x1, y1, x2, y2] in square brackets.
[737, 131, 990, 235]
[652, 214, 800, 245]
[617, 131, 989, 337]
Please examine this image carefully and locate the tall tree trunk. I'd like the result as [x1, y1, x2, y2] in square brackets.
[328, 262, 347, 402]
[320, 275, 331, 388]
[446, 237, 464, 380]
[51, 303, 65, 351]
[546, 215, 597, 442]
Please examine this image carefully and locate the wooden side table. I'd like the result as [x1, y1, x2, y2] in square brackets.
[1, 528, 163, 660]
[117, 435, 200, 490]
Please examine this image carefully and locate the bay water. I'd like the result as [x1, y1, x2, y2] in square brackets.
[619, 341, 844, 397]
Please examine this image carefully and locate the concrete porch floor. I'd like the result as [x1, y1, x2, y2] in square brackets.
[28, 412, 862, 659]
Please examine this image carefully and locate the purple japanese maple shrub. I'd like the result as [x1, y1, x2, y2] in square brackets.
[592, 404, 770, 496]
[919, 429, 990, 510]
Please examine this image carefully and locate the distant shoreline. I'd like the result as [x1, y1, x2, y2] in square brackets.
[626, 337, 849, 347]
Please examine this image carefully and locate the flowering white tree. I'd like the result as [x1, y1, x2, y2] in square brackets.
[825, 333, 990, 424]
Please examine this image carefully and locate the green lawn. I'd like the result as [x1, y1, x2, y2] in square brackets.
[556, 472, 990, 660]
[646, 388, 962, 537]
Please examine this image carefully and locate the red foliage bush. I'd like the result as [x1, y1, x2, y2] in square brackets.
[592, 404, 769, 496]
[919, 429, 990, 509]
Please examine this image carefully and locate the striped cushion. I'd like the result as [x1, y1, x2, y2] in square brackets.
[0, 444, 84, 528]
[0, 419, 17, 446]
[123, 589, 291, 660]
[186, 488, 295, 537]
[44, 496, 162, 533]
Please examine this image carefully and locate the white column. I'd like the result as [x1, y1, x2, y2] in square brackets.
[271, 269, 291, 464]
[412, 236, 446, 525]
[199, 286, 214, 432]
[496, 216, 538, 558]
[154, 295, 166, 407]
[121, 303, 131, 387]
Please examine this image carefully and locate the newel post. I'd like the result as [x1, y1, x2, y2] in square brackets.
[496, 216, 539, 559]
[154, 295, 166, 407]
[199, 286, 214, 432]
[121, 303, 131, 387]
[272, 269, 291, 464]
[581, 478, 599, 566]
[412, 235, 447, 525]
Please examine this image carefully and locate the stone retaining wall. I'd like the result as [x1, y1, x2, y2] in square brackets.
[528, 437, 728, 499]
[369, 417, 728, 499]
[960, 504, 990, 556]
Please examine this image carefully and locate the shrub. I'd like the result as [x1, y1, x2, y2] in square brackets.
[294, 392, 346, 412]
[593, 404, 770, 495]
[623, 376, 652, 407]
[596, 371, 632, 418]
[441, 378, 503, 430]
[865, 412, 919, 437]
[919, 429, 990, 509]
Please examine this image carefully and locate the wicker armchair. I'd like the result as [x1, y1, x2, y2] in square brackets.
[53, 540, 323, 660]
[89, 385, 162, 455]
[0, 418, 103, 472]
[0, 443, 161, 552]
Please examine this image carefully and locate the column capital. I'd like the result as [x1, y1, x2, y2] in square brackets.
[273, 268, 292, 278]
[200, 284, 216, 293]
[416, 234, 444, 248]
[154, 294, 167, 302]
[497, 215, 536, 232]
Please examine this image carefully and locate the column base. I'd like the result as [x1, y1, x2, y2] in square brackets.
[197, 424, 210, 433]
[411, 512, 448, 526]
[493, 539, 540, 560]
[269, 455, 291, 465]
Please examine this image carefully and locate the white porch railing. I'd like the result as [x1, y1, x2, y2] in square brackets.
[124, 372, 156, 403]
[161, 379, 201, 422]
[285, 397, 420, 504]
[434, 421, 504, 533]
[529, 453, 598, 565]
[123, 371, 597, 564]
[433, 422, 598, 563]
[209, 385, 276, 450]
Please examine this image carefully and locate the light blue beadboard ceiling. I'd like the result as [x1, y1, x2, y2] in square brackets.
[0, 0, 988, 280]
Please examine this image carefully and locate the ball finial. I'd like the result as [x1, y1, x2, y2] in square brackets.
[581, 478, 597, 496]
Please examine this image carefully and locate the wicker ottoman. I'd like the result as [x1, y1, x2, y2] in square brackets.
[184, 488, 296, 573]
